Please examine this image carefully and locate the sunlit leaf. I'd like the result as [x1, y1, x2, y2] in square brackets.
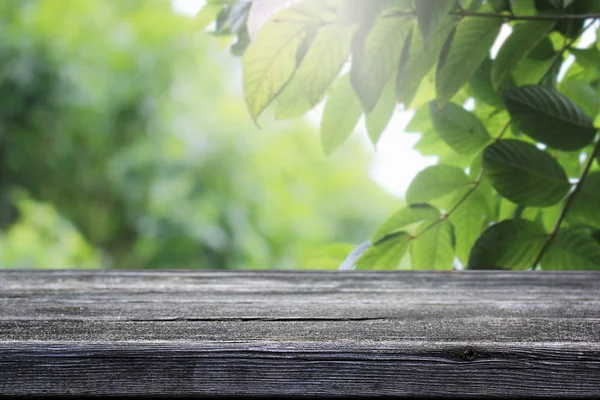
[414, 0, 454, 47]
[396, 18, 455, 107]
[406, 164, 471, 204]
[320, 73, 363, 155]
[558, 79, 600, 118]
[492, 21, 555, 89]
[468, 219, 547, 269]
[373, 203, 440, 243]
[483, 139, 571, 207]
[242, 1, 323, 120]
[510, 0, 537, 15]
[567, 172, 600, 229]
[503, 85, 597, 151]
[365, 78, 397, 144]
[436, 16, 503, 103]
[351, 12, 411, 112]
[356, 232, 410, 270]
[429, 102, 491, 155]
[449, 188, 488, 264]
[275, 24, 354, 119]
[410, 221, 454, 270]
[542, 229, 600, 270]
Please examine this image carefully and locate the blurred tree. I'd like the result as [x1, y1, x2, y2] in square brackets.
[0, 0, 396, 269]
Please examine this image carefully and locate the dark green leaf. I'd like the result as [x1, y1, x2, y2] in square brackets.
[373, 203, 440, 243]
[356, 232, 410, 270]
[541, 229, 600, 270]
[429, 102, 491, 155]
[468, 219, 547, 269]
[436, 16, 503, 103]
[406, 165, 472, 204]
[492, 21, 555, 89]
[483, 139, 571, 207]
[503, 85, 597, 151]
[410, 221, 455, 270]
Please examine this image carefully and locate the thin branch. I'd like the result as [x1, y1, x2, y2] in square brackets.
[531, 138, 600, 268]
[451, 10, 600, 22]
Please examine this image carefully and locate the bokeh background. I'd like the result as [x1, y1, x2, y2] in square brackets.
[0, 0, 400, 269]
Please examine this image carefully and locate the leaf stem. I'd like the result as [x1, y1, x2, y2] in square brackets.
[531, 138, 600, 268]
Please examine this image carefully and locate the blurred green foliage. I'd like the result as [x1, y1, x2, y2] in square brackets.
[0, 0, 396, 269]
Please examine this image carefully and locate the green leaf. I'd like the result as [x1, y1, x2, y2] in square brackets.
[365, 78, 397, 144]
[410, 221, 454, 270]
[396, 18, 455, 108]
[415, 0, 454, 47]
[320, 73, 363, 155]
[541, 229, 600, 270]
[510, 0, 537, 15]
[406, 165, 472, 204]
[351, 12, 411, 112]
[191, 2, 222, 33]
[468, 219, 547, 269]
[502, 85, 597, 151]
[567, 172, 600, 229]
[356, 232, 410, 270]
[242, 3, 320, 120]
[558, 79, 600, 119]
[492, 21, 555, 89]
[429, 102, 492, 155]
[373, 203, 440, 243]
[469, 57, 505, 108]
[275, 24, 354, 119]
[448, 188, 489, 265]
[483, 139, 571, 207]
[436, 16, 503, 103]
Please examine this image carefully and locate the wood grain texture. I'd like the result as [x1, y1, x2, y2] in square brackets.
[1, 270, 600, 398]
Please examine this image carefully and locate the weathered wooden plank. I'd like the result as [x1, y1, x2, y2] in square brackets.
[1, 270, 600, 398]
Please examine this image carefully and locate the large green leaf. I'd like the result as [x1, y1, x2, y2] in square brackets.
[319, 73, 363, 155]
[414, 0, 454, 47]
[541, 229, 600, 270]
[405, 165, 472, 204]
[558, 79, 600, 119]
[436, 16, 503, 103]
[502, 85, 597, 151]
[492, 21, 555, 89]
[510, 0, 537, 15]
[410, 221, 454, 270]
[351, 12, 411, 112]
[373, 203, 440, 243]
[469, 57, 505, 108]
[449, 188, 488, 265]
[356, 232, 410, 270]
[275, 24, 354, 119]
[242, 2, 323, 120]
[396, 18, 455, 108]
[483, 139, 571, 207]
[365, 78, 397, 144]
[468, 219, 547, 269]
[567, 172, 600, 229]
[429, 102, 491, 155]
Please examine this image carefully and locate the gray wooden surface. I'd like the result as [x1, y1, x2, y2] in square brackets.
[1, 270, 600, 398]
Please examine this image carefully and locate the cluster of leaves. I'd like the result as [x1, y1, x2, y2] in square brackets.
[0, 0, 395, 269]
[201, 0, 600, 270]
